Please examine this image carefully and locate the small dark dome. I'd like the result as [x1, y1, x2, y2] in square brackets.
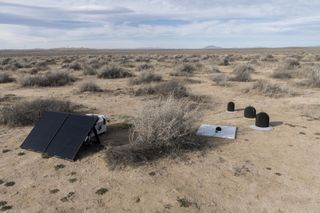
[255, 112, 270, 128]
[215, 126, 222, 133]
[244, 106, 256, 118]
[227, 102, 235, 112]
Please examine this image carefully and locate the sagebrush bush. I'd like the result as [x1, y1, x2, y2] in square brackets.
[79, 82, 103, 92]
[20, 72, 76, 87]
[105, 96, 202, 168]
[135, 80, 189, 98]
[129, 71, 162, 85]
[211, 74, 230, 86]
[231, 64, 253, 82]
[137, 64, 154, 71]
[261, 54, 277, 62]
[272, 58, 300, 79]
[217, 56, 230, 66]
[301, 66, 320, 87]
[252, 80, 292, 97]
[172, 64, 196, 76]
[0, 99, 78, 126]
[0, 73, 15, 83]
[82, 64, 97, 75]
[284, 57, 300, 69]
[98, 66, 133, 79]
[130, 96, 201, 147]
[69, 61, 82, 70]
[271, 68, 292, 79]
[211, 66, 221, 73]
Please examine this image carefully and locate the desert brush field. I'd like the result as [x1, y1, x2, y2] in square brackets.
[0, 48, 320, 212]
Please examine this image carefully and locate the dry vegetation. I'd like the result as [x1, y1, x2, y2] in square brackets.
[211, 73, 230, 86]
[98, 66, 133, 79]
[251, 80, 293, 98]
[300, 65, 320, 87]
[0, 98, 78, 126]
[0, 73, 15, 83]
[230, 64, 254, 82]
[79, 81, 103, 92]
[1, 48, 320, 212]
[172, 64, 196, 76]
[20, 72, 76, 87]
[129, 71, 162, 85]
[135, 80, 189, 98]
[106, 96, 202, 167]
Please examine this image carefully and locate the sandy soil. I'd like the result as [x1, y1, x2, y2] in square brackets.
[1, 49, 320, 212]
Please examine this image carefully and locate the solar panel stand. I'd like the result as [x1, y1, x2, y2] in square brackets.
[92, 128, 101, 144]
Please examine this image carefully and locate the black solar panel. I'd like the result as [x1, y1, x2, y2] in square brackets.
[20, 111, 98, 160]
[21, 112, 68, 152]
[46, 114, 97, 160]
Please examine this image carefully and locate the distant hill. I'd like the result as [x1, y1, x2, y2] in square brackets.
[204, 45, 222, 49]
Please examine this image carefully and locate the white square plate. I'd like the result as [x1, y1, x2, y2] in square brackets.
[196, 124, 237, 139]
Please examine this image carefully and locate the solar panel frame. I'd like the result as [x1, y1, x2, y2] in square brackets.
[21, 111, 99, 161]
[45, 114, 98, 160]
[20, 111, 68, 153]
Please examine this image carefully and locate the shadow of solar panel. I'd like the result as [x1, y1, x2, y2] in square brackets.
[20, 112, 68, 152]
[46, 114, 98, 160]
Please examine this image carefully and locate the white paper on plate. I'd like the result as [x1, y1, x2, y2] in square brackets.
[196, 124, 237, 139]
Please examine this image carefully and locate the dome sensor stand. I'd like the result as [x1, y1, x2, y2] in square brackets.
[244, 106, 256, 118]
[227, 102, 236, 113]
[250, 112, 273, 131]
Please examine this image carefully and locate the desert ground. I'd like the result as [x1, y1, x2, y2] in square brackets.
[0, 48, 320, 212]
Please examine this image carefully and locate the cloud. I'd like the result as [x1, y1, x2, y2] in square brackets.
[0, 0, 319, 48]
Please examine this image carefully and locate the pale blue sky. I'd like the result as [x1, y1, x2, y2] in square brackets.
[0, 0, 319, 49]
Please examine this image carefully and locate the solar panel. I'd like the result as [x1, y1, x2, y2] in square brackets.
[20, 111, 98, 160]
[46, 114, 98, 160]
[20, 112, 68, 152]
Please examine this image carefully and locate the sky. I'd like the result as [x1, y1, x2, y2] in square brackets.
[0, 0, 319, 49]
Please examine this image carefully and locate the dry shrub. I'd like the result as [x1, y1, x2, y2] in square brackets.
[135, 80, 189, 98]
[129, 71, 162, 85]
[79, 82, 103, 92]
[172, 64, 196, 76]
[217, 56, 230, 66]
[105, 96, 202, 167]
[271, 68, 292, 79]
[0, 98, 79, 126]
[261, 54, 278, 62]
[230, 64, 254, 82]
[211, 66, 221, 73]
[272, 58, 300, 79]
[137, 64, 154, 71]
[300, 66, 320, 88]
[98, 66, 133, 79]
[20, 72, 76, 87]
[0, 73, 15, 83]
[211, 74, 230, 86]
[3, 60, 23, 71]
[252, 80, 292, 97]
[69, 62, 82, 71]
[35, 60, 49, 69]
[130, 96, 200, 146]
[82, 64, 97, 75]
[284, 57, 300, 69]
